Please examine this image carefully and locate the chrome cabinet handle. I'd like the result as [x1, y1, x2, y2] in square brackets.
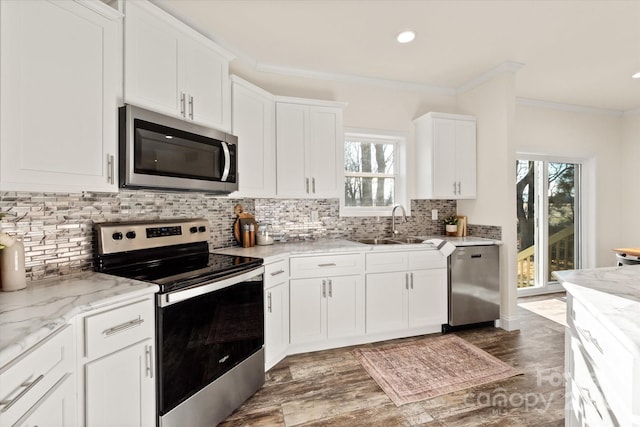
[189, 95, 194, 120]
[312, 177, 316, 193]
[457, 181, 461, 195]
[306, 178, 310, 193]
[322, 279, 326, 298]
[267, 291, 272, 313]
[328, 279, 332, 297]
[576, 326, 604, 355]
[180, 92, 186, 117]
[318, 263, 337, 267]
[270, 269, 285, 277]
[405, 273, 409, 290]
[0, 374, 44, 413]
[410, 272, 414, 289]
[145, 345, 154, 378]
[107, 154, 114, 184]
[103, 317, 144, 337]
[453, 182, 457, 194]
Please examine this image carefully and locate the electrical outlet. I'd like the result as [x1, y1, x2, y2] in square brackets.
[431, 209, 438, 220]
[311, 210, 319, 222]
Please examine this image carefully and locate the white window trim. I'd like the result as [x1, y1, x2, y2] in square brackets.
[516, 152, 594, 297]
[340, 128, 409, 217]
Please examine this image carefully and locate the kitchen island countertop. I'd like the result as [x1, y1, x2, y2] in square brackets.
[0, 271, 158, 367]
[553, 265, 640, 356]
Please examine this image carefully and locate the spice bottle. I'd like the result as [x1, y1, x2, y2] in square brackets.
[242, 224, 250, 248]
[249, 223, 255, 247]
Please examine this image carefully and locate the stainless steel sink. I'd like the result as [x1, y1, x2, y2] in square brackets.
[353, 237, 424, 245]
[354, 238, 402, 245]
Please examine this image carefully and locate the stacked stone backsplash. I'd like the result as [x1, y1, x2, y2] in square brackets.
[1, 191, 500, 282]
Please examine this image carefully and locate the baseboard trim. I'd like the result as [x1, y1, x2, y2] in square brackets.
[498, 314, 521, 331]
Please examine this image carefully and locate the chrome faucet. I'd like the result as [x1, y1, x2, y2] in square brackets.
[391, 204, 407, 235]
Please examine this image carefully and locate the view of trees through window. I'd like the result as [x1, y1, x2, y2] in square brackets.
[344, 138, 395, 207]
[517, 159, 578, 289]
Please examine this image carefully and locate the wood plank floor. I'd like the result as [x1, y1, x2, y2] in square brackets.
[220, 294, 566, 426]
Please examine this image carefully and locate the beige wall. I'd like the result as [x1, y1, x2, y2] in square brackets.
[456, 73, 519, 330]
[621, 114, 640, 246]
[515, 104, 625, 267]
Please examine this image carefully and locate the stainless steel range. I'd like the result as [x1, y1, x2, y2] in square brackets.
[94, 218, 265, 427]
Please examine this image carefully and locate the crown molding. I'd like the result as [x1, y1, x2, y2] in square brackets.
[516, 97, 625, 117]
[456, 61, 525, 94]
[254, 63, 456, 95]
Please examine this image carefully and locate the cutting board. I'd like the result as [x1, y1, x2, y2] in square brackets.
[233, 204, 257, 245]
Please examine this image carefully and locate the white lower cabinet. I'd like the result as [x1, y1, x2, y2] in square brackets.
[365, 250, 447, 335]
[84, 339, 155, 427]
[0, 326, 75, 427]
[264, 258, 289, 371]
[76, 297, 156, 427]
[288, 253, 365, 353]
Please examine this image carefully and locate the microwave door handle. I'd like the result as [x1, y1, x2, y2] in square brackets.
[220, 141, 231, 181]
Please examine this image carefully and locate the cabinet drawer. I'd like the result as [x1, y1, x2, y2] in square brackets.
[265, 259, 289, 288]
[408, 250, 446, 270]
[290, 253, 363, 278]
[365, 252, 408, 273]
[84, 298, 154, 360]
[570, 297, 635, 393]
[0, 326, 73, 425]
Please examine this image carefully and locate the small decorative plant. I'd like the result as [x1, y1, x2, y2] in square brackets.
[443, 216, 458, 226]
[444, 216, 458, 236]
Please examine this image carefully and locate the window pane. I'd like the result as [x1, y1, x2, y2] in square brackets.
[547, 162, 576, 280]
[344, 176, 395, 207]
[516, 160, 536, 288]
[344, 141, 394, 173]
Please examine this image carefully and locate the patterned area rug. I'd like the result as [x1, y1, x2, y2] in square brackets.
[353, 335, 522, 406]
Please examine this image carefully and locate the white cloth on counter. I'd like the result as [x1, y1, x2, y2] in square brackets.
[424, 238, 456, 257]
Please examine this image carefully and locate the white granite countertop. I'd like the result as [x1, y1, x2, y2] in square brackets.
[0, 271, 158, 367]
[413, 235, 502, 246]
[553, 265, 640, 356]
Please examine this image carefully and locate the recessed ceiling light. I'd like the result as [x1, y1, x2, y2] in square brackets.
[396, 30, 416, 44]
[633, 71, 640, 79]
[165, 135, 173, 139]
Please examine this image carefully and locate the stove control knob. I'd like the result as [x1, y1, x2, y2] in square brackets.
[198, 226, 206, 233]
[112, 232, 123, 241]
[126, 231, 136, 239]
[189, 226, 198, 234]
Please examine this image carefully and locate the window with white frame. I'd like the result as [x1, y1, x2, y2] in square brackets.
[341, 129, 407, 216]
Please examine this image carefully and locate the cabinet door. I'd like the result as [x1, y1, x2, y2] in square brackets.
[276, 103, 308, 197]
[307, 107, 341, 198]
[182, 39, 230, 131]
[124, 1, 180, 117]
[14, 374, 75, 427]
[289, 278, 326, 344]
[85, 340, 155, 427]
[455, 120, 477, 199]
[431, 118, 457, 198]
[326, 275, 364, 339]
[408, 269, 448, 328]
[264, 281, 289, 370]
[0, 0, 119, 192]
[232, 81, 276, 197]
[365, 272, 408, 334]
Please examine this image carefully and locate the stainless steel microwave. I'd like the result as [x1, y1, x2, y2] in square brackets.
[119, 105, 238, 194]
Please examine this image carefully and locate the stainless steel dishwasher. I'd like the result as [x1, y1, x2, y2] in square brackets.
[443, 244, 500, 332]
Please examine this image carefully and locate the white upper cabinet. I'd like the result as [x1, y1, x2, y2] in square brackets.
[0, 0, 121, 192]
[231, 76, 276, 197]
[414, 112, 477, 199]
[123, 0, 233, 132]
[276, 99, 345, 198]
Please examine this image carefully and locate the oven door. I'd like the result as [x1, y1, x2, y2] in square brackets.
[156, 267, 264, 417]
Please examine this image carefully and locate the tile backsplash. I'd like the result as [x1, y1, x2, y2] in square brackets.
[1, 191, 500, 281]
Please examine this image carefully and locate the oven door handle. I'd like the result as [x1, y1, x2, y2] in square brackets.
[158, 266, 265, 307]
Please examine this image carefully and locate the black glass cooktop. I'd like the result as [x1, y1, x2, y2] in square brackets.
[98, 251, 263, 293]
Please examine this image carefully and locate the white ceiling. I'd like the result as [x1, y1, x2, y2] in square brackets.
[151, 0, 640, 113]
